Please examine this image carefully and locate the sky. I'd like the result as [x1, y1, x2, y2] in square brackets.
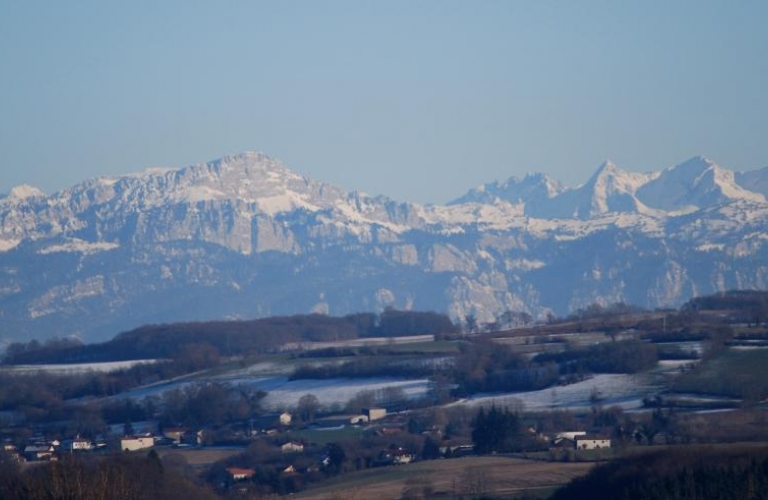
[1, 1, 767, 204]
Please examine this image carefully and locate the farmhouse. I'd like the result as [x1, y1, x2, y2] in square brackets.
[63, 437, 93, 452]
[250, 413, 290, 434]
[552, 431, 587, 447]
[363, 407, 387, 421]
[162, 428, 187, 444]
[226, 467, 256, 481]
[281, 441, 304, 453]
[23, 443, 55, 461]
[574, 436, 611, 450]
[377, 447, 416, 465]
[120, 436, 155, 452]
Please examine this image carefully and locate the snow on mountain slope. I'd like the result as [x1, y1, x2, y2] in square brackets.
[2, 185, 46, 202]
[0, 153, 421, 256]
[736, 166, 768, 198]
[451, 156, 766, 220]
[1, 152, 767, 343]
[636, 156, 765, 212]
[449, 172, 563, 208]
[531, 161, 657, 220]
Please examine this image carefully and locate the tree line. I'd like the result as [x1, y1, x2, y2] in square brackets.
[3, 310, 458, 365]
[0, 450, 217, 500]
[552, 445, 768, 500]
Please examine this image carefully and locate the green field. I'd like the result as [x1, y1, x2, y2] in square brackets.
[288, 426, 366, 446]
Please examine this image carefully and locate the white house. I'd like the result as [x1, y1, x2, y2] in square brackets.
[279, 412, 292, 426]
[120, 436, 155, 452]
[62, 437, 93, 452]
[281, 441, 304, 453]
[574, 437, 611, 450]
[363, 408, 387, 421]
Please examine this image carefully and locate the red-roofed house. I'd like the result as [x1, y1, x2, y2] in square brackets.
[226, 467, 256, 481]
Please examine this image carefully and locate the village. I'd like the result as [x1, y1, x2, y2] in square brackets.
[3, 397, 617, 497]
[4, 294, 767, 497]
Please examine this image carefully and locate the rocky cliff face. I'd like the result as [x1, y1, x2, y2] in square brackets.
[1, 152, 767, 343]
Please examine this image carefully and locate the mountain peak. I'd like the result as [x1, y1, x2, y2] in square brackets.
[1, 150, 768, 342]
[636, 156, 764, 211]
[448, 171, 563, 206]
[216, 151, 277, 166]
[203, 151, 292, 175]
[596, 159, 618, 173]
[5, 184, 45, 201]
[668, 156, 717, 175]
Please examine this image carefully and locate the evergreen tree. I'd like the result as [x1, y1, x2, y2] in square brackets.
[472, 406, 521, 453]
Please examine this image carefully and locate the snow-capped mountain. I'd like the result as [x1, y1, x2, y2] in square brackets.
[449, 172, 563, 209]
[1, 152, 767, 343]
[529, 161, 657, 220]
[636, 156, 765, 213]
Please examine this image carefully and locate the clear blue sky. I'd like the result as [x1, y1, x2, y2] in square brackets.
[1, 1, 767, 203]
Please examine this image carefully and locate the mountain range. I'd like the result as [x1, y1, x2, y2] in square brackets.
[1, 152, 767, 344]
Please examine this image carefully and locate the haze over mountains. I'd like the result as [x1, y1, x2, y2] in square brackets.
[1, 152, 767, 343]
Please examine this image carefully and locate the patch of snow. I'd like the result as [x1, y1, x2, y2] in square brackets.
[6, 184, 45, 200]
[0, 239, 21, 252]
[731, 345, 768, 351]
[454, 373, 660, 412]
[713, 166, 766, 202]
[665, 393, 741, 404]
[38, 239, 120, 255]
[111, 373, 430, 412]
[94, 177, 119, 187]
[696, 243, 725, 252]
[257, 192, 320, 215]
[2, 359, 160, 374]
[252, 377, 431, 411]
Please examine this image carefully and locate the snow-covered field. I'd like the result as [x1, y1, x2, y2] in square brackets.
[42, 355, 712, 415]
[244, 376, 431, 411]
[112, 372, 431, 411]
[94, 352, 672, 414]
[3, 359, 159, 374]
[454, 373, 661, 412]
[101, 358, 431, 410]
[731, 344, 768, 351]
